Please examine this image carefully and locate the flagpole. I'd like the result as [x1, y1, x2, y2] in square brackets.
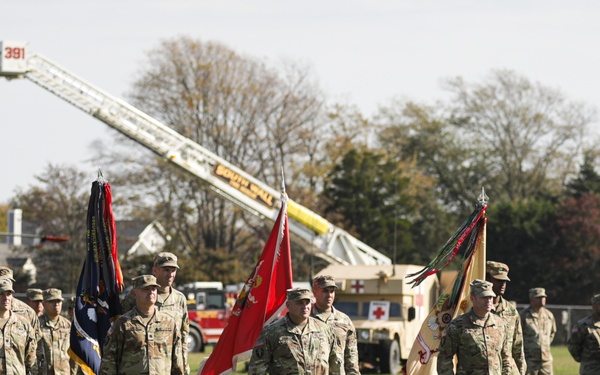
[473, 187, 488, 280]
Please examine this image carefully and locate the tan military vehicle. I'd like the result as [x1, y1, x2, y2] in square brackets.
[316, 264, 439, 375]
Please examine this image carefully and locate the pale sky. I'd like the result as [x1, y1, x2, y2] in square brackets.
[2, 0, 600, 204]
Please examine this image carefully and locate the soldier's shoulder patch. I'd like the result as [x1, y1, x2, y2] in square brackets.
[107, 326, 114, 336]
[256, 347, 265, 359]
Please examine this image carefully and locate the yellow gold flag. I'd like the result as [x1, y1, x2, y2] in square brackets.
[406, 215, 486, 375]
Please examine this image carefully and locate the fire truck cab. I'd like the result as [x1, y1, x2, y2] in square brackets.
[178, 281, 234, 352]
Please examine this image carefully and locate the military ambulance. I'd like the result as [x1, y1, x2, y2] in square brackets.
[315, 264, 439, 375]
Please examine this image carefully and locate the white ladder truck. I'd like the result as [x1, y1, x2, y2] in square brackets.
[0, 41, 391, 266]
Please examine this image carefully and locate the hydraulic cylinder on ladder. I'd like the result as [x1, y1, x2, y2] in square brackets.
[0, 40, 391, 266]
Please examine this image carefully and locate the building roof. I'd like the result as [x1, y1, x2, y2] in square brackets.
[116, 220, 154, 252]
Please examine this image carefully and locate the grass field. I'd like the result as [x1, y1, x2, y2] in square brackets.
[189, 345, 580, 374]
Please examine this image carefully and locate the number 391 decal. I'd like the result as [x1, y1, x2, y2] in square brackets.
[4, 47, 25, 59]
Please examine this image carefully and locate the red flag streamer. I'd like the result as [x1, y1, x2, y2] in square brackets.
[406, 203, 487, 287]
[198, 192, 293, 375]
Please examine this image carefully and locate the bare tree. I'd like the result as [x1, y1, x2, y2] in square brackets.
[98, 36, 329, 283]
[444, 69, 595, 201]
[10, 164, 90, 293]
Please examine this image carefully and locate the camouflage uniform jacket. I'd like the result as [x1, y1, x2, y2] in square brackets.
[437, 309, 511, 375]
[248, 314, 342, 375]
[0, 311, 38, 375]
[99, 307, 184, 375]
[122, 287, 189, 374]
[310, 305, 359, 375]
[492, 297, 526, 374]
[12, 298, 41, 341]
[519, 307, 556, 362]
[37, 314, 71, 375]
[567, 315, 600, 375]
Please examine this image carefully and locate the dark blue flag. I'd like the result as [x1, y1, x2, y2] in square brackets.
[69, 177, 124, 374]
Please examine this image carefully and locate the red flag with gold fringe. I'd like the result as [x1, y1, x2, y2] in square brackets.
[198, 192, 293, 375]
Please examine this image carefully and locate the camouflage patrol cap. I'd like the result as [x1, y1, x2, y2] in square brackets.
[529, 287, 547, 298]
[154, 252, 179, 269]
[43, 288, 64, 301]
[0, 279, 15, 294]
[313, 275, 338, 289]
[26, 288, 44, 302]
[287, 288, 315, 302]
[0, 266, 15, 282]
[591, 294, 600, 305]
[132, 274, 161, 289]
[486, 261, 511, 281]
[470, 279, 496, 297]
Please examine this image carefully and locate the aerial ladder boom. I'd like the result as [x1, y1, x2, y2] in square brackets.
[0, 41, 391, 266]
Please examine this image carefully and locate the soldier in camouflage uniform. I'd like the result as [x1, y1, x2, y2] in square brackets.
[26, 288, 45, 317]
[66, 296, 75, 321]
[311, 275, 359, 375]
[121, 252, 190, 374]
[438, 279, 512, 375]
[567, 293, 600, 375]
[38, 288, 71, 375]
[248, 288, 342, 375]
[520, 288, 556, 375]
[0, 267, 41, 341]
[486, 261, 526, 374]
[0, 278, 38, 375]
[99, 274, 184, 375]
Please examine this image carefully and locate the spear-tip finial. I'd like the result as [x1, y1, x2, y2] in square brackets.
[478, 187, 489, 206]
[97, 167, 107, 183]
[280, 167, 286, 194]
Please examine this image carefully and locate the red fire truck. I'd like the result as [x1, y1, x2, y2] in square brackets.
[178, 282, 238, 352]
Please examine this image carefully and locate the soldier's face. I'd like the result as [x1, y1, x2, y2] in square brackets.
[313, 286, 335, 310]
[153, 266, 177, 289]
[27, 300, 44, 315]
[43, 300, 62, 318]
[0, 291, 12, 313]
[486, 277, 506, 296]
[286, 299, 312, 324]
[134, 286, 158, 308]
[531, 296, 546, 309]
[470, 295, 493, 317]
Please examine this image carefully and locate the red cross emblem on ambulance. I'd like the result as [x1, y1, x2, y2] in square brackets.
[368, 301, 390, 321]
[351, 280, 365, 294]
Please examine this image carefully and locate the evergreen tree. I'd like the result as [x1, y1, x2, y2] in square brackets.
[567, 152, 600, 197]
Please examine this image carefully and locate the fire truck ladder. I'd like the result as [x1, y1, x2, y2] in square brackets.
[0, 41, 391, 266]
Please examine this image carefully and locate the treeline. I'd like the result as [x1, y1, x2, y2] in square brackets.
[7, 36, 599, 304]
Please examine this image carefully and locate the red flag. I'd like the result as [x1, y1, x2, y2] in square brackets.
[199, 193, 293, 375]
